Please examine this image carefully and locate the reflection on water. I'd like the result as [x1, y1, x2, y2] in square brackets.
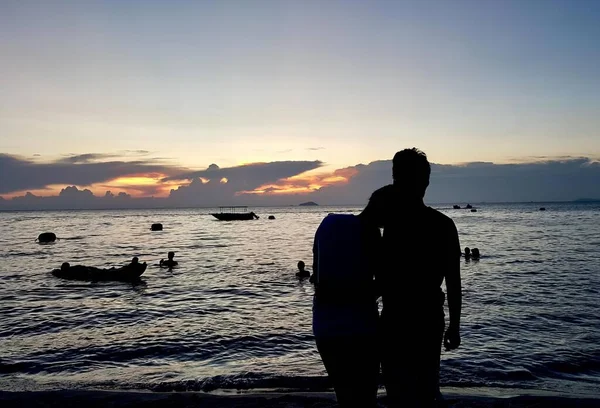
[0, 204, 599, 394]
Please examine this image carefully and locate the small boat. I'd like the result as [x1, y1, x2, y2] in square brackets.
[211, 206, 259, 221]
[52, 263, 147, 282]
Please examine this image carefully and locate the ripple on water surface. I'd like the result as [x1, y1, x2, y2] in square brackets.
[0, 204, 599, 394]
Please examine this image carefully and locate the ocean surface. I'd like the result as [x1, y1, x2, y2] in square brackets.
[1, 203, 599, 395]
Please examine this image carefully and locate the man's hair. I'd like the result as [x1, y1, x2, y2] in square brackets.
[392, 148, 431, 197]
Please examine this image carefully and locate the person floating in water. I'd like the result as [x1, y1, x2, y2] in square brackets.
[127, 257, 147, 272]
[471, 248, 480, 260]
[296, 260, 311, 279]
[464, 247, 471, 259]
[52, 258, 146, 281]
[160, 252, 178, 268]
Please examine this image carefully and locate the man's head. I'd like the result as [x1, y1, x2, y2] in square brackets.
[392, 148, 431, 198]
[131, 257, 139, 264]
[297, 261, 305, 271]
[61, 262, 70, 271]
[168, 251, 175, 259]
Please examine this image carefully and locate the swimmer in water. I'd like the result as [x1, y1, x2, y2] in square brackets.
[160, 251, 178, 268]
[471, 248, 480, 260]
[296, 260, 311, 279]
[463, 247, 471, 259]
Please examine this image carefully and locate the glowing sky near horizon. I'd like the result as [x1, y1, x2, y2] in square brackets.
[1, 0, 600, 180]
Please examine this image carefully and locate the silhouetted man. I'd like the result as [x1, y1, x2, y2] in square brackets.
[362, 148, 462, 407]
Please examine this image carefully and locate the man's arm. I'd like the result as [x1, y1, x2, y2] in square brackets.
[311, 231, 319, 285]
[444, 220, 462, 350]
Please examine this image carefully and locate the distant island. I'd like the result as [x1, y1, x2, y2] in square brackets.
[298, 201, 319, 206]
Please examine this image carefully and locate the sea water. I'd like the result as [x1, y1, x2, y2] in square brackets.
[0, 203, 599, 395]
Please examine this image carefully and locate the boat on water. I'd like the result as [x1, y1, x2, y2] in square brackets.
[211, 206, 259, 221]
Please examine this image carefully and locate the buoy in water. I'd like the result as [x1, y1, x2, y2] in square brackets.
[151, 223, 163, 231]
[470, 209, 477, 212]
[539, 207, 546, 211]
[37, 232, 57, 243]
[268, 215, 275, 220]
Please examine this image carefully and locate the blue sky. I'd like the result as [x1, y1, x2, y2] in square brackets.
[1, 0, 599, 202]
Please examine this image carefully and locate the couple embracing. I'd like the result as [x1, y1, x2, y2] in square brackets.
[312, 148, 462, 408]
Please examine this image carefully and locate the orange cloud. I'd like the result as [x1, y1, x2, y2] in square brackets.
[2, 173, 184, 199]
[239, 167, 358, 196]
[97, 173, 183, 197]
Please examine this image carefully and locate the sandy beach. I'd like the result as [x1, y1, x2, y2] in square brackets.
[1, 389, 599, 408]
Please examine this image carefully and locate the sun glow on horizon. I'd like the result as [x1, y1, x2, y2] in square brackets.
[239, 167, 356, 196]
[0, 164, 360, 200]
[0, 173, 184, 199]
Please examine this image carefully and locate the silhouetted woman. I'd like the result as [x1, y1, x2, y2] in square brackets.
[312, 211, 381, 408]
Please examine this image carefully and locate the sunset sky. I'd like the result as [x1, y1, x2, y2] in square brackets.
[1, 0, 599, 204]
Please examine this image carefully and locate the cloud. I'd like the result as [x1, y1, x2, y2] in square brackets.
[167, 161, 324, 207]
[425, 158, 600, 203]
[1, 156, 599, 210]
[58, 153, 118, 164]
[2, 186, 158, 210]
[306, 147, 325, 151]
[313, 157, 600, 205]
[0, 153, 188, 195]
[99, 183, 168, 197]
[165, 161, 323, 185]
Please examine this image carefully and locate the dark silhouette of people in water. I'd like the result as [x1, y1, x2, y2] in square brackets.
[471, 248, 480, 260]
[311, 211, 381, 407]
[52, 257, 146, 282]
[464, 247, 471, 259]
[361, 148, 462, 407]
[160, 252, 178, 268]
[295, 260, 311, 279]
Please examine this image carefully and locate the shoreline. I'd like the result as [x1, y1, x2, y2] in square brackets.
[1, 387, 599, 408]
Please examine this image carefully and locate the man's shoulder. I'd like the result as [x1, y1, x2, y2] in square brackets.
[425, 206, 457, 230]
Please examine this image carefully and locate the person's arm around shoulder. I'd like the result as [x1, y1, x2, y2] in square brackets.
[360, 185, 393, 228]
[444, 218, 462, 351]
